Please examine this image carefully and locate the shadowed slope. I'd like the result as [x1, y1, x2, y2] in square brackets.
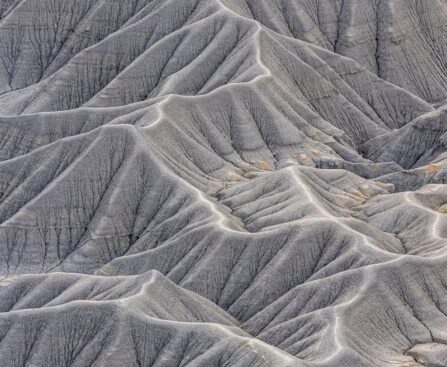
[221, 0, 447, 102]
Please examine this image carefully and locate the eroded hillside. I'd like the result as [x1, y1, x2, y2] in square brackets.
[0, 0, 447, 366]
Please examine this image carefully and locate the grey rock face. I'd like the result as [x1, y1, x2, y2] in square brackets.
[0, 0, 446, 366]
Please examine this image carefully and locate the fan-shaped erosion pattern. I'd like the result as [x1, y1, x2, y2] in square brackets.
[0, 0, 447, 366]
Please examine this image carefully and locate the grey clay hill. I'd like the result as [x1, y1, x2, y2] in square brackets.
[0, 0, 446, 366]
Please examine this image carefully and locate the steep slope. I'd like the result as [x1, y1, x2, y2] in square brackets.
[0, 0, 446, 366]
[221, 0, 447, 103]
[0, 271, 302, 367]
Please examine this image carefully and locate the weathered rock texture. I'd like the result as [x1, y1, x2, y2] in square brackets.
[0, 0, 447, 366]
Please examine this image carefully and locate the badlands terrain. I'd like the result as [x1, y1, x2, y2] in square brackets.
[0, 0, 447, 366]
